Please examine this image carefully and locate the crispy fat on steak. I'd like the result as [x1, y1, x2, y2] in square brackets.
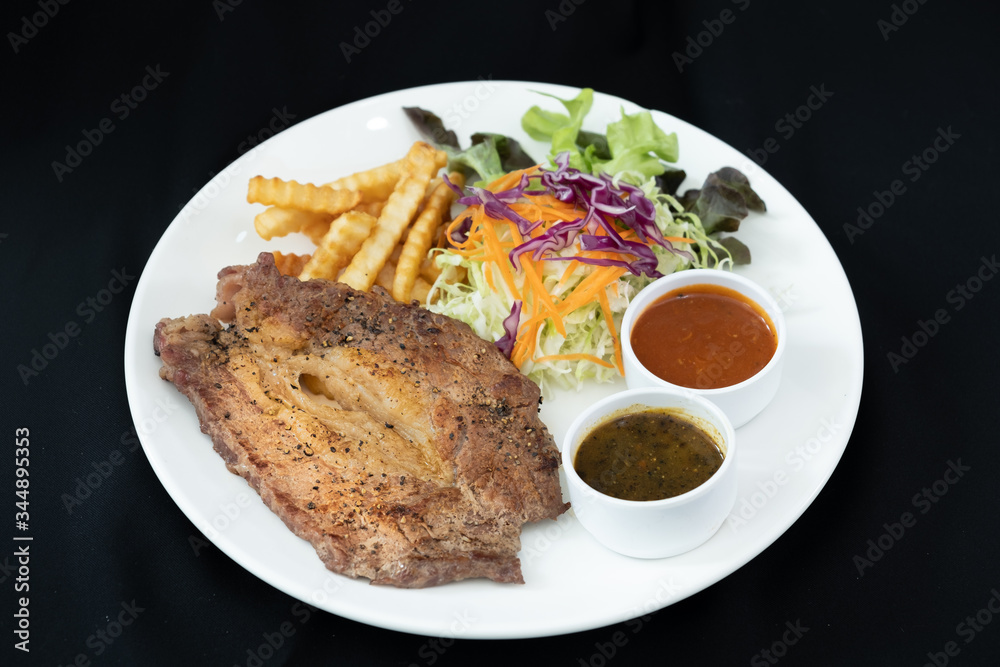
[154, 252, 568, 588]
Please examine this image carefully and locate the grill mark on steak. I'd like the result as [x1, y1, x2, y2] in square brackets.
[155, 252, 568, 588]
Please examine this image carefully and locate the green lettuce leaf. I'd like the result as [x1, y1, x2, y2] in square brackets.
[521, 88, 594, 169]
[520, 88, 594, 140]
[521, 91, 679, 180]
[576, 130, 611, 160]
[470, 133, 537, 173]
[444, 138, 506, 186]
[520, 108, 572, 141]
[594, 109, 678, 178]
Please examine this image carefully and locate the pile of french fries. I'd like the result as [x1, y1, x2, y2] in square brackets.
[247, 141, 464, 304]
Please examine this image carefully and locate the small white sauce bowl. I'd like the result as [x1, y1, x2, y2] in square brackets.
[562, 387, 737, 558]
[621, 269, 787, 428]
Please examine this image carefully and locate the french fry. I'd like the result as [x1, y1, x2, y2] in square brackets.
[373, 259, 397, 293]
[392, 172, 463, 302]
[254, 206, 333, 241]
[374, 255, 433, 304]
[247, 176, 361, 215]
[410, 276, 432, 304]
[420, 255, 442, 284]
[271, 251, 312, 277]
[324, 159, 405, 203]
[375, 254, 431, 303]
[338, 142, 447, 292]
[298, 211, 378, 281]
[302, 218, 333, 245]
[389, 243, 403, 264]
[352, 200, 385, 217]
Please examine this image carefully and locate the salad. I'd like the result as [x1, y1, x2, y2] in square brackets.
[406, 88, 765, 394]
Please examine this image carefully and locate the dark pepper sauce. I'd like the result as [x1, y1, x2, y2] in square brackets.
[574, 409, 724, 501]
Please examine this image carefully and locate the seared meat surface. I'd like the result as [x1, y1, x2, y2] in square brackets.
[154, 253, 567, 587]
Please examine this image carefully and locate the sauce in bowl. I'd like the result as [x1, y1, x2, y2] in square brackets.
[629, 283, 777, 390]
[573, 408, 724, 502]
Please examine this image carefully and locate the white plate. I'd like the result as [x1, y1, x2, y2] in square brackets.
[124, 81, 863, 639]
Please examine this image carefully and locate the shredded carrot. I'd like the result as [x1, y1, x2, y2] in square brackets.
[512, 317, 542, 368]
[510, 298, 539, 366]
[597, 285, 624, 375]
[556, 261, 578, 288]
[519, 254, 566, 337]
[441, 165, 695, 378]
[486, 164, 543, 193]
[479, 213, 521, 301]
[508, 222, 566, 338]
[556, 265, 628, 316]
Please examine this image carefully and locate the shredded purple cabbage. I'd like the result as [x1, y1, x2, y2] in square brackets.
[577, 234, 661, 276]
[454, 151, 692, 277]
[508, 217, 587, 271]
[449, 214, 472, 244]
[494, 300, 522, 359]
[442, 173, 464, 196]
[458, 187, 541, 237]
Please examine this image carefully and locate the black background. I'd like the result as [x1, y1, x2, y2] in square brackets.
[3, 0, 998, 665]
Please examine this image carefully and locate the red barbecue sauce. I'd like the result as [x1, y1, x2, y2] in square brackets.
[630, 284, 777, 390]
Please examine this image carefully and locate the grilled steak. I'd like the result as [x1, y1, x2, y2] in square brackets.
[154, 252, 568, 588]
